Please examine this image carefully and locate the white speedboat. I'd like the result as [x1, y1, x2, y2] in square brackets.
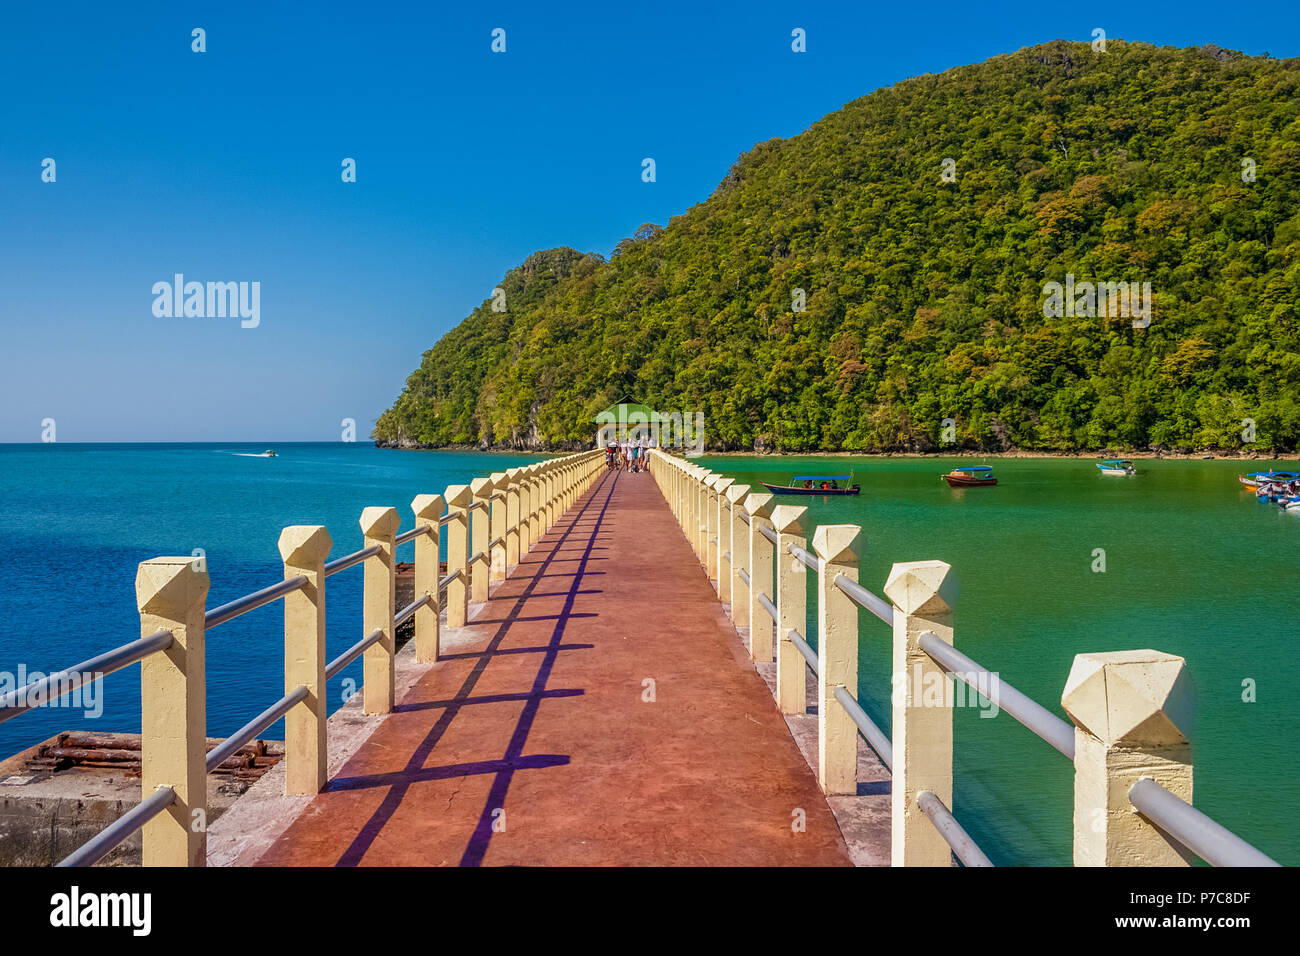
[1096, 459, 1135, 476]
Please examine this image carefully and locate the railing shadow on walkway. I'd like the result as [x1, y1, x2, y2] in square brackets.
[328, 470, 621, 866]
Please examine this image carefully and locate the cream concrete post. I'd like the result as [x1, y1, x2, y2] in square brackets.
[813, 525, 862, 796]
[726, 484, 750, 627]
[136, 558, 208, 867]
[772, 505, 808, 714]
[360, 506, 399, 715]
[505, 468, 522, 567]
[488, 472, 508, 582]
[529, 465, 544, 547]
[443, 484, 471, 627]
[694, 468, 707, 559]
[469, 477, 493, 603]
[884, 560, 959, 866]
[703, 474, 718, 576]
[713, 477, 734, 596]
[278, 526, 331, 795]
[1062, 651, 1194, 866]
[746, 492, 775, 662]
[543, 464, 557, 533]
[411, 494, 444, 663]
[517, 466, 533, 551]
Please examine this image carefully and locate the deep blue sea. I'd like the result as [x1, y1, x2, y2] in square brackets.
[0, 443, 543, 762]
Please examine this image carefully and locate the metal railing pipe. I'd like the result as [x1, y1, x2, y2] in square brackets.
[395, 593, 431, 629]
[205, 685, 308, 773]
[57, 786, 177, 868]
[324, 545, 381, 578]
[833, 685, 892, 770]
[786, 628, 819, 674]
[205, 575, 308, 629]
[325, 627, 384, 681]
[917, 791, 994, 867]
[0, 629, 174, 725]
[395, 526, 430, 546]
[917, 631, 1075, 759]
[756, 591, 777, 622]
[788, 541, 820, 573]
[1128, 778, 1280, 867]
[834, 573, 894, 626]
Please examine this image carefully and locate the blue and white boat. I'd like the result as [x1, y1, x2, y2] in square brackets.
[1097, 459, 1135, 476]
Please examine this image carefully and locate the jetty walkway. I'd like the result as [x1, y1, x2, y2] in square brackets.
[0, 445, 1282, 868]
[249, 468, 850, 866]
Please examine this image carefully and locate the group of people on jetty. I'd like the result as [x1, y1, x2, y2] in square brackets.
[604, 435, 655, 473]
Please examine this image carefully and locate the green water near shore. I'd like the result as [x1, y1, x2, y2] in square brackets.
[696, 454, 1300, 866]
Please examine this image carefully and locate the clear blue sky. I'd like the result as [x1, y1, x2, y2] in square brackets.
[1, 1, 1293, 442]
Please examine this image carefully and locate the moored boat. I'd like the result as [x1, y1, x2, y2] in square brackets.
[761, 474, 860, 496]
[1097, 459, 1136, 476]
[1239, 470, 1298, 489]
[941, 466, 997, 487]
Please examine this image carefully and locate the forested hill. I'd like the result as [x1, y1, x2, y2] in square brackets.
[375, 40, 1300, 453]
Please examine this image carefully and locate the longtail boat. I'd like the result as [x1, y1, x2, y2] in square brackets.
[761, 474, 861, 496]
[1240, 471, 1299, 489]
[1097, 459, 1136, 476]
[941, 466, 997, 487]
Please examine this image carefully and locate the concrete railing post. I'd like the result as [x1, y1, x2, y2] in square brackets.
[360, 506, 399, 715]
[772, 505, 808, 713]
[694, 468, 707, 561]
[509, 465, 525, 556]
[136, 557, 209, 867]
[1062, 651, 1194, 866]
[278, 526, 331, 796]
[745, 492, 775, 662]
[410, 494, 444, 663]
[813, 525, 862, 796]
[488, 472, 508, 582]
[884, 560, 959, 866]
[443, 484, 471, 628]
[505, 469, 522, 568]
[726, 484, 750, 627]
[469, 477, 494, 603]
[712, 477, 734, 596]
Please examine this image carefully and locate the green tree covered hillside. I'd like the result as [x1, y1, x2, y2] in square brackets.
[376, 40, 1300, 452]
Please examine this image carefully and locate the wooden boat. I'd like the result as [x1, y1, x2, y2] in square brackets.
[1240, 471, 1298, 488]
[1097, 459, 1135, 476]
[761, 474, 861, 496]
[941, 466, 997, 487]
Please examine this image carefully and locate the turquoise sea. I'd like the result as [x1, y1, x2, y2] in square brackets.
[0, 444, 1295, 866]
[697, 454, 1300, 866]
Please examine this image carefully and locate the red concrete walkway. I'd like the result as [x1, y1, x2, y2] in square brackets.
[255, 468, 852, 866]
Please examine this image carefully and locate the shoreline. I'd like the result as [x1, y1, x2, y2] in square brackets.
[373, 441, 1297, 462]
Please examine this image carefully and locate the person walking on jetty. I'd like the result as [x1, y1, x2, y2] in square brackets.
[605, 440, 618, 472]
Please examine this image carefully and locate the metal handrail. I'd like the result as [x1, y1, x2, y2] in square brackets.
[758, 526, 778, 545]
[439, 514, 454, 526]
[834, 574, 894, 626]
[788, 542, 819, 572]
[756, 591, 777, 621]
[325, 628, 384, 681]
[324, 545, 381, 578]
[0, 628, 174, 725]
[205, 685, 308, 773]
[395, 593, 431, 628]
[917, 631, 1075, 759]
[786, 628, 819, 673]
[205, 575, 308, 629]
[917, 791, 993, 867]
[738, 512, 750, 525]
[1128, 778, 1281, 867]
[833, 685, 892, 769]
[395, 525, 432, 546]
[57, 786, 176, 868]
[737, 568, 750, 586]
[439, 568, 462, 590]
[488, 536, 505, 550]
